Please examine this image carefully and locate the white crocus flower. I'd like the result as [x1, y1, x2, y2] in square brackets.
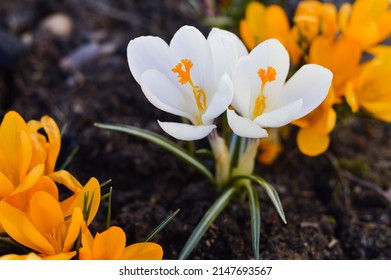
[227, 39, 333, 138]
[127, 25, 238, 141]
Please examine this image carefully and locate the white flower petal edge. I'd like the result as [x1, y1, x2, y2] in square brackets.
[158, 121, 216, 141]
[202, 73, 233, 124]
[208, 28, 248, 79]
[280, 64, 333, 119]
[254, 99, 303, 128]
[227, 109, 268, 138]
[127, 36, 171, 84]
[141, 69, 194, 122]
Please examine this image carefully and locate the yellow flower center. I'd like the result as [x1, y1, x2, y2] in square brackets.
[172, 59, 207, 124]
[253, 66, 277, 118]
[46, 228, 64, 254]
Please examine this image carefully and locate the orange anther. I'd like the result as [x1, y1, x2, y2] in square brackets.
[253, 66, 277, 118]
[258, 66, 277, 85]
[172, 58, 208, 123]
[172, 59, 193, 84]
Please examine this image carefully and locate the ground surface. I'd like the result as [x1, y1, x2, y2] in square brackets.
[0, 0, 390, 259]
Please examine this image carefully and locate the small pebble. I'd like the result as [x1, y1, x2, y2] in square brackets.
[41, 13, 73, 38]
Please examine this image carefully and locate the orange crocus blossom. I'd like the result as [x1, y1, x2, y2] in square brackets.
[0, 111, 60, 201]
[48, 170, 101, 226]
[240, 1, 300, 63]
[345, 46, 391, 122]
[0, 191, 83, 257]
[341, 0, 391, 50]
[79, 225, 163, 260]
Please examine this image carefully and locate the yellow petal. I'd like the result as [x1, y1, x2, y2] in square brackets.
[345, 0, 390, 48]
[121, 242, 164, 260]
[41, 115, 61, 174]
[345, 82, 359, 112]
[29, 191, 64, 235]
[63, 207, 83, 252]
[4, 175, 59, 211]
[338, 3, 351, 32]
[376, 12, 391, 45]
[246, 1, 266, 44]
[309, 36, 361, 93]
[28, 132, 47, 172]
[0, 252, 43, 260]
[0, 171, 14, 198]
[265, 5, 290, 38]
[257, 139, 283, 165]
[0, 111, 29, 186]
[44, 252, 76, 260]
[18, 130, 32, 183]
[92, 226, 126, 260]
[49, 170, 83, 193]
[79, 177, 101, 225]
[11, 164, 44, 195]
[297, 128, 330, 156]
[0, 200, 54, 255]
[79, 222, 94, 259]
[32, 176, 59, 201]
[239, 20, 255, 50]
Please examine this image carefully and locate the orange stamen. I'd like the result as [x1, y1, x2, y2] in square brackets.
[253, 66, 277, 118]
[172, 59, 193, 84]
[171, 59, 207, 123]
[258, 66, 277, 87]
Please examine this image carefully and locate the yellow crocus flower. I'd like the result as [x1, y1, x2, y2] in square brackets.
[239, 1, 299, 61]
[0, 191, 83, 257]
[48, 170, 101, 226]
[342, 0, 391, 50]
[294, 0, 338, 41]
[79, 225, 163, 260]
[0, 111, 60, 201]
[346, 46, 391, 122]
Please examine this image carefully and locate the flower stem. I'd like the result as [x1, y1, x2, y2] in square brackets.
[232, 138, 259, 177]
[208, 130, 231, 188]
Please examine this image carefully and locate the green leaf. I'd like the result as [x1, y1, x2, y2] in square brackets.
[178, 186, 238, 260]
[242, 183, 261, 260]
[100, 179, 112, 189]
[144, 209, 180, 242]
[230, 174, 287, 224]
[105, 186, 113, 229]
[94, 123, 214, 184]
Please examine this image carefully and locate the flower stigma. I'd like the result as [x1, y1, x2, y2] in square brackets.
[253, 66, 277, 118]
[172, 59, 207, 124]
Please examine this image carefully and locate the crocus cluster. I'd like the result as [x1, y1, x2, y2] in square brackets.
[123, 24, 333, 258]
[0, 111, 163, 260]
[241, 0, 391, 157]
[128, 25, 332, 143]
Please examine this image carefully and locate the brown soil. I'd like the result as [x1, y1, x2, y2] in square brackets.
[0, 0, 390, 259]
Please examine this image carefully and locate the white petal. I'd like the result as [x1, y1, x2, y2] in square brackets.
[227, 109, 268, 138]
[202, 73, 233, 124]
[208, 28, 248, 79]
[158, 121, 216, 141]
[280, 64, 333, 119]
[208, 28, 248, 57]
[254, 99, 303, 128]
[232, 56, 253, 118]
[141, 70, 195, 122]
[247, 39, 290, 107]
[170, 26, 215, 95]
[127, 36, 171, 84]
